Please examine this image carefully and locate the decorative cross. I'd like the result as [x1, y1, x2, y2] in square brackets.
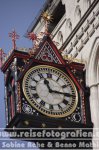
[0, 49, 6, 68]
[9, 29, 20, 49]
[27, 32, 37, 47]
[27, 32, 40, 56]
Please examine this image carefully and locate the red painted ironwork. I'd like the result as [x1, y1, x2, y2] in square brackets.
[42, 52, 51, 61]
[27, 32, 40, 55]
[27, 32, 37, 47]
[27, 32, 37, 41]
[9, 29, 20, 49]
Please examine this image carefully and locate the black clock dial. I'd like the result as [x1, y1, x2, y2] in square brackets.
[22, 65, 78, 118]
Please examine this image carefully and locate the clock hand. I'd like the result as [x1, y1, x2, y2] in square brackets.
[44, 78, 49, 85]
[51, 90, 75, 97]
[44, 79, 52, 93]
[44, 79, 75, 97]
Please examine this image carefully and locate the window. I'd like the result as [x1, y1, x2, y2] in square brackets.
[88, 0, 91, 7]
[48, 1, 65, 33]
[66, 18, 72, 32]
[57, 31, 63, 45]
[75, 5, 81, 22]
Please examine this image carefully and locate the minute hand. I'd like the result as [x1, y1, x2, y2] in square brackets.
[51, 90, 74, 97]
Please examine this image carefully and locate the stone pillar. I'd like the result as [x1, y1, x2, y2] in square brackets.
[90, 85, 99, 128]
[90, 85, 99, 150]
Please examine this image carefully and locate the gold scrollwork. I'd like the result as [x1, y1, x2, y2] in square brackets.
[17, 82, 21, 112]
[18, 66, 24, 72]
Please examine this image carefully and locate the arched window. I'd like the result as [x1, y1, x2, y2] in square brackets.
[75, 5, 81, 23]
[66, 18, 72, 32]
[88, 0, 91, 7]
[57, 31, 63, 45]
[77, 0, 80, 2]
[65, 18, 72, 38]
[83, 0, 91, 13]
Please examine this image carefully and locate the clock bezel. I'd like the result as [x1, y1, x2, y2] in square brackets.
[22, 65, 78, 118]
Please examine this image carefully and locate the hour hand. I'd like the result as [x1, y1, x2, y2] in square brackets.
[44, 79, 49, 85]
[44, 79, 52, 92]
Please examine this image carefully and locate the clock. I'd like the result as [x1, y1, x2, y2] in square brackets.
[22, 65, 78, 118]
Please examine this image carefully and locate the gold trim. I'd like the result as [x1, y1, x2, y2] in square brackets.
[62, 55, 86, 64]
[17, 82, 21, 112]
[22, 65, 78, 118]
[18, 66, 24, 72]
[41, 11, 53, 22]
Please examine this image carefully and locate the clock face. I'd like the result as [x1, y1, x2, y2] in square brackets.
[22, 65, 78, 118]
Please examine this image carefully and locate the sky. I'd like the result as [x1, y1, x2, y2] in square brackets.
[0, 0, 46, 128]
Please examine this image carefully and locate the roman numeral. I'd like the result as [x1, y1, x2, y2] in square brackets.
[29, 86, 36, 90]
[49, 105, 53, 110]
[47, 73, 52, 78]
[33, 93, 39, 99]
[38, 73, 44, 79]
[58, 104, 63, 110]
[63, 99, 68, 105]
[31, 77, 38, 83]
[56, 76, 60, 82]
[62, 84, 70, 88]
[62, 85, 67, 88]
[40, 100, 45, 106]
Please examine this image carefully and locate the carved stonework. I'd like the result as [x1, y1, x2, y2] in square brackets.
[62, 2, 99, 57]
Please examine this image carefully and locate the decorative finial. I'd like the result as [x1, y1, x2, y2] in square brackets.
[27, 32, 40, 56]
[27, 32, 37, 47]
[9, 29, 20, 50]
[41, 11, 53, 35]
